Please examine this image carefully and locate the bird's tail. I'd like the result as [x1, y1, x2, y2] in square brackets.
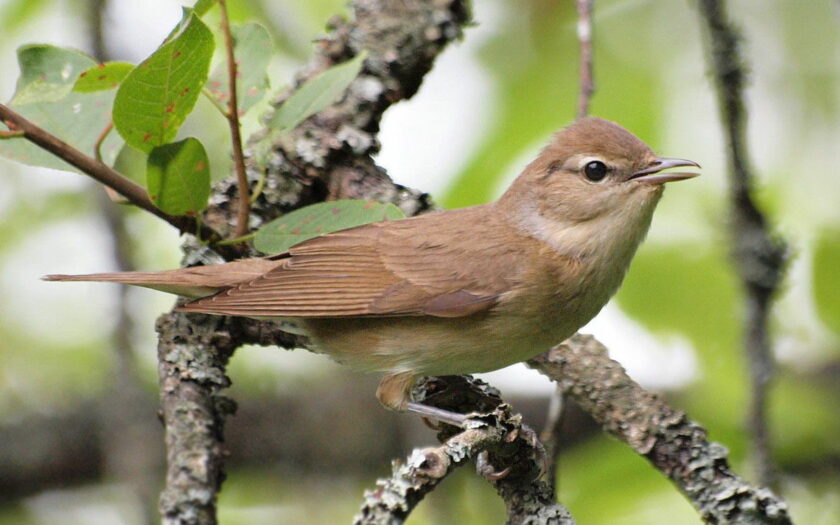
[43, 258, 283, 299]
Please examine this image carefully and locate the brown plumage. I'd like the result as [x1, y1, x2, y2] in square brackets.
[185, 205, 516, 318]
[45, 117, 699, 422]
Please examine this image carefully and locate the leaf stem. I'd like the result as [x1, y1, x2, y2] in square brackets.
[0, 129, 25, 139]
[93, 120, 114, 162]
[215, 232, 255, 246]
[217, 0, 251, 239]
[92, 120, 128, 203]
[249, 170, 267, 203]
[201, 87, 230, 117]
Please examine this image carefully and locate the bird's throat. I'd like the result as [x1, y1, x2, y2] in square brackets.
[508, 189, 662, 298]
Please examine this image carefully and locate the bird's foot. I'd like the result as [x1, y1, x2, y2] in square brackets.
[476, 450, 513, 480]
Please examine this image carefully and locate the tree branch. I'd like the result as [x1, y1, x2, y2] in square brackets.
[355, 378, 574, 525]
[150, 1, 792, 523]
[154, 1, 471, 522]
[353, 409, 518, 525]
[696, 0, 787, 490]
[528, 334, 792, 524]
[0, 103, 225, 244]
[216, 0, 251, 238]
[156, 312, 238, 525]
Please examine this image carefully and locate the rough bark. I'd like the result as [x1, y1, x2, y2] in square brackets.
[355, 377, 574, 525]
[151, 0, 794, 523]
[154, 1, 471, 522]
[528, 334, 791, 525]
[156, 313, 238, 524]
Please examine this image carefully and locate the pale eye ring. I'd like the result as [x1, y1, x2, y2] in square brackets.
[584, 160, 608, 181]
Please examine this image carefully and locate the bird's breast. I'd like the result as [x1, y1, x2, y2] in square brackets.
[300, 310, 572, 376]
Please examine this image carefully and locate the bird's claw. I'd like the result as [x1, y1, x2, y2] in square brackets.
[476, 451, 513, 481]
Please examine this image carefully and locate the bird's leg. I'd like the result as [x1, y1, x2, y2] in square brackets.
[377, 372, 468, 427]
[405, 402, 468, 427]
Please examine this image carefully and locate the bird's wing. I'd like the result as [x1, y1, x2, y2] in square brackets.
[178, 205, 523, 318]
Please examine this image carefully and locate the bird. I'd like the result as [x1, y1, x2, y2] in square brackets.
[46, 117, 699, 425]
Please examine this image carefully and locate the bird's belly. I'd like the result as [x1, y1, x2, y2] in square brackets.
[300, 311, 578, 376]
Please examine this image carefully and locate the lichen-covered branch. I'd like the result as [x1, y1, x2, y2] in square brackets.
[155, 1, 471, 523]
[355, 377, 574, 525]
[353, 411, 516, 525]
[203, 0, 471, 241]
[528, 334, 792, 525]
[156, 313, 238, 525]
[153, 1, 791, 523]
[695, 0, 788, 489]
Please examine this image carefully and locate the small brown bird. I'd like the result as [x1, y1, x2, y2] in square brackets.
[47, 117, 699, 424]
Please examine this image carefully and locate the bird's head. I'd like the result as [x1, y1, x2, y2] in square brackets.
[503, 117, 699, 225]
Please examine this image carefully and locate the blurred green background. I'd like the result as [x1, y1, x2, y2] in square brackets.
[0, 0, 838, 523]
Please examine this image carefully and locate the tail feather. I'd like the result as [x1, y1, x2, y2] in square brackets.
[44, 258, 283, 299]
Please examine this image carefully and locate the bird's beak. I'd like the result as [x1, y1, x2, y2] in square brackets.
[630, 157, 701, 184]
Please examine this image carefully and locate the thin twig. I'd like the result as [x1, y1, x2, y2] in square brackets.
[201, 87, 230, 116]
[217, 0, 251, 239]
[529, 334, 791, 524]
[696, 0, 787, 490]
[0, 103, 225, 244]
[575, 0, 595, 119]
[540, 0, 597, 494]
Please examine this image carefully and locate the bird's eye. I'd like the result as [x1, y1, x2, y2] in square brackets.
[584, 160, 608, 182]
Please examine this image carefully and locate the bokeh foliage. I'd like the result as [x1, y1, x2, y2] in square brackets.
[0, 0, 838, 524]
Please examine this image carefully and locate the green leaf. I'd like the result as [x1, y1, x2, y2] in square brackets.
[73, 62, 135, 92]
[193, 0, 217, 17]
[254, 199, 405, 254]
[113, 11, 214, 153]
[146, 137, 210, 215]
[0, 45, 124, 171]
[268, 52, 366, 132]
[10, 44, 94, 105]
[207, 22, 272, 116]
[813, 228, 840, 335]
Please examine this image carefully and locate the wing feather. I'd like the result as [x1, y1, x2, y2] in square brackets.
[178, 205, 523, 318]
